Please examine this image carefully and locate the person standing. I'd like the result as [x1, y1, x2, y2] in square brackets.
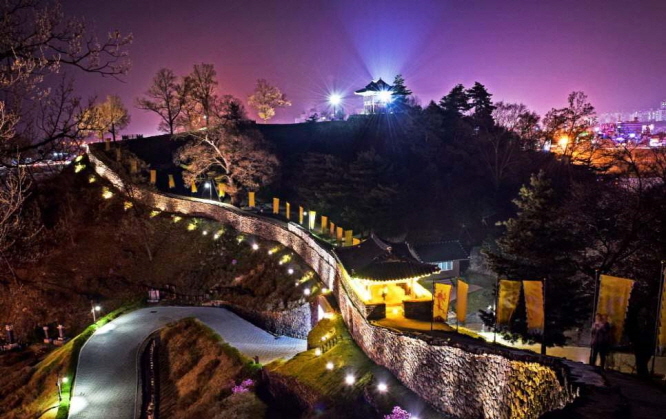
[590, 313, 612, 369]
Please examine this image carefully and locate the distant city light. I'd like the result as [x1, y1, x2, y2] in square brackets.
[329, 93, 342, 106]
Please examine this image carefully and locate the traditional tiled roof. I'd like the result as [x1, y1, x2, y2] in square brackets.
[413, 241, 469, 263]
[335, 234, 439, 281]
[354, 78, 393, 95]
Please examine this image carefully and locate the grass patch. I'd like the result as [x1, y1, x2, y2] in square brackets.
[269, 316, 447, 419]
[0, 302, 141, 419]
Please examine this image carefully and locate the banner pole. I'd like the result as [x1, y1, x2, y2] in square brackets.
[456, 278, 460, 333]
[651, 261, 665, 375]
[541, 277, 547, 356]
[431, 278, 434, 333]
[591, 269, 600, 324]
[494, 275, 499, 344]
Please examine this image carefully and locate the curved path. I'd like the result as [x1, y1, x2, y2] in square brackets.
[68, 306, 306, 419]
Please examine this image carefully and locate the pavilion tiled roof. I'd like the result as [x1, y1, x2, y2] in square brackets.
[354, 78, 393, 95]
[413, 241, 469, 263]
[335, 234, 439, 281]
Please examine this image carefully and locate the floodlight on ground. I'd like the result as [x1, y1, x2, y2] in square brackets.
[204, 182, 210, 189]
[61, 376, 69, 384]
[315, 348, 322, 356]
[202, 230, 208, 236]
[329, 93, 342, 106]
[345, 374, 355, 385]
[377, 382, 388, 393]
[252, 243, 259, 250]
[326, 362, 334, 370]
[303, 288, 311, 296]
[288, 268, 294, 275]
[94, 306, 101, 311]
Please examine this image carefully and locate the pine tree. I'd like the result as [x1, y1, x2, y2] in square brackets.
[439, 84, 470, 119]
[390, 74, 412, 113]
[467, 82, 495, 128]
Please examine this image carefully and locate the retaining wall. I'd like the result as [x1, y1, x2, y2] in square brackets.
[89, 149, 577, 419]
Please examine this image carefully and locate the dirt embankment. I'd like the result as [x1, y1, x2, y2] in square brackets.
[157, 318, 265, 419]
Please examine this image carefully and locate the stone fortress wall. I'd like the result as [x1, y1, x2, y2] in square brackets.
[89, 149, 578, 419]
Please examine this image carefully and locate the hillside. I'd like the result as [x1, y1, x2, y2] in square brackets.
[0, 156, 318, 343]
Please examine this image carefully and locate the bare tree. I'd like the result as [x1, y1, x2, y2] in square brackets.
[493, 102, 541, 150]
[247, 79, 291, 123]
[1, 0, 132, 156]
[543, 91, 597, 165]
[87, 95, 131, 141]
[136, 68, 186, 135]
[175, 125, 279, 204]
[181, 63, 218, 130]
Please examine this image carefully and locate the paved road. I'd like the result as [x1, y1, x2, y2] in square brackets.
[68, 306, 306, 419]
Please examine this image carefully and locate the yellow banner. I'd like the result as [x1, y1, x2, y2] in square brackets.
[497, 280, 522, 326]
[336, 226, 343, 242]
[597, 275, 635, 344]
[456, 279, 468, 324]
[522, 281, 545, 332]
[352, 238, 361, 245]
[248, 191, 255, 208]
[344, 230, 353, 246]
[434, 283, 452, 322]
[168, 174, 175, 189]
[657, 269, 666, 351]
[273, 198, 279, 214]
[308, 210, 316, 230]
[190, 181, 198, 194]
[149, 170, 156, 184]
[329, 222, 335, 236]
[217, 183, 226, 197]
[299, 206, 304, 224]
[321, 216, 328, 232]
[285, 202, 290, 219]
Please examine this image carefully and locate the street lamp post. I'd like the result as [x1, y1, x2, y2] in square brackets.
[91, 302, 101, 323]
[56, 374, 68, 402]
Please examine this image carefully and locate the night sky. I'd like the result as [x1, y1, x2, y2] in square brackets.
[65, 0, 666, 135]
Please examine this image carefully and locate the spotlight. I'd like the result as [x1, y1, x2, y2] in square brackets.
[314, 348, 322, 356]
[377, 382, 388, 393]
[326, 362, 334, 370]
[345, 374, 355, 385]
[329, 93, 342, 106]
[252, 243, 259, 250]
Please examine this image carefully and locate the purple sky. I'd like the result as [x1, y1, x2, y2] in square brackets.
[65, 0, 666, 136]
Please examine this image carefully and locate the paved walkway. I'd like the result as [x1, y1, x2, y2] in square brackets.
[68, 306, 306, 419]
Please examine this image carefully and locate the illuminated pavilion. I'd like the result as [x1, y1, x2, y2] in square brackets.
[335, 234, 438, 319]
[354, 78, 395, 114]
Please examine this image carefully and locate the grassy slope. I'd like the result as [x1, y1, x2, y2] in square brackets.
[269, 317, 448, 419]
[0, 304, 139, 419]
[158, 318, 264, 419]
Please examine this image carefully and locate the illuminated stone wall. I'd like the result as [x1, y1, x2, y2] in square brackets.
[89, 150, 577, 419]
[224, 303, 313, 339]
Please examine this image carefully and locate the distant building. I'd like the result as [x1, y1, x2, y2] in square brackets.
[354, 78, 397, 115]
[413, 240, 470, 279]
